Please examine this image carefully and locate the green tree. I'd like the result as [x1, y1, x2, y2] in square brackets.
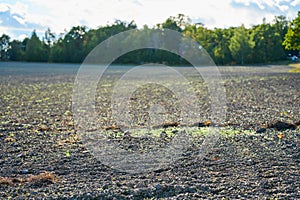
[272, 16, 288, 60]
[43, 28, 56, 47]
[49, 36, 64, 62]
[84, 20, 137, 58]
[157, 14, 190, 32]
[184, 23, 215, 56]
[9, 40, 25, 61]
[283, 11, 300, 52]
[211, 28, 234, 65]
[62, 26, 87, 62]
[0, 34, 10, 61]
[0, 14, 293, 64]
[229, 25, 254, 65]
[43, 28, 56, 61]
[25, 31, 48, 62]
[251, 20, 271, 63]
[251, 18, 287, 63]
[273, 16, 288, 39]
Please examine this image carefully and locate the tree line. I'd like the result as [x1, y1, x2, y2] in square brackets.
[0, 12, 300, 65]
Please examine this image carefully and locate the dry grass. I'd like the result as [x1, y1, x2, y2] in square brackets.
[289, 63, 300, 73]
[26, 171, 58, 184]
[0, 177, 15, 185]
[105, 124, 121, 131]
[0, 172, 58, 186]
[57, 134, 79, 146]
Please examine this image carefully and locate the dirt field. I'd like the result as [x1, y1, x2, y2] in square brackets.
[0, 63, 299, 199]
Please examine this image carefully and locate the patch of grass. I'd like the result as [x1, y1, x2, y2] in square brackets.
[289, 62, 300, 73]
[219, 128, 255, 136]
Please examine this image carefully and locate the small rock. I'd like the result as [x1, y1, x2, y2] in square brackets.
[155, 184, 162, 190]
[21, 169, 29, 174]
[160, 131, 167, 138]
[123, 130, 132, 139]
[172, 129, 179, 134]
[256, 128, 266, 133]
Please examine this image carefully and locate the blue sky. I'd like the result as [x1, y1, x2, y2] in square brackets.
[0, 0, 299, 40]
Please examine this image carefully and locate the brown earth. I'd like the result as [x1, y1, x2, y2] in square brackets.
[0, 64, 299, 199]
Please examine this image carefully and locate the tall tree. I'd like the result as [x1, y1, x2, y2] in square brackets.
[49, 36, 64, 62]
[229, 25, 254, 65]
[158, 14, 190, 32]
[273, 16, 288, 39]
[272, 16, 288, 60]
[283, 11, 300, 52]
[0, 34, 10, 61]
[40, 28, 55, 61]
[1, 15, 294, 64]
[184, 23, 215, 55]
[25, 31, 48, 62]
[9, 40, 25, 61]
[251, 20, 272, 63]
[211, 28, 234, 65]
[43, 28, 56, 47]
[62, 26, 87, 62]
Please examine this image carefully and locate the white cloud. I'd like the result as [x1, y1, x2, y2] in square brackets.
[26, 0, 132, 32]
[233, 0, 292, 11]
[13, 15, 26, 25]
[277, 4, 289, 11]
[0, 26, 29, 39]
[1, 0, 300, 39]
[24, 0, 299, 32]
[17, 34, 27, 41]
[10, 1, 28, 16]
[291, 0, 300, 6]
[25, 0, 213, 29]
[0, 2, 30, 25]
[0, 3, 10, 12]
[0, 26, 11, 36]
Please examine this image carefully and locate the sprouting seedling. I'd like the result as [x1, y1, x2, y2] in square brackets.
[65, 150, 71, 157]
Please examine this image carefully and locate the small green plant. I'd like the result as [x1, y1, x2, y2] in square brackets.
[65, 150, 71, 157]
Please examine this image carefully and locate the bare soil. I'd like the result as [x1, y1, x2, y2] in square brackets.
[0, 64, 299, 199]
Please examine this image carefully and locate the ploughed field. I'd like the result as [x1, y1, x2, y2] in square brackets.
[0, 63, 299, 199]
